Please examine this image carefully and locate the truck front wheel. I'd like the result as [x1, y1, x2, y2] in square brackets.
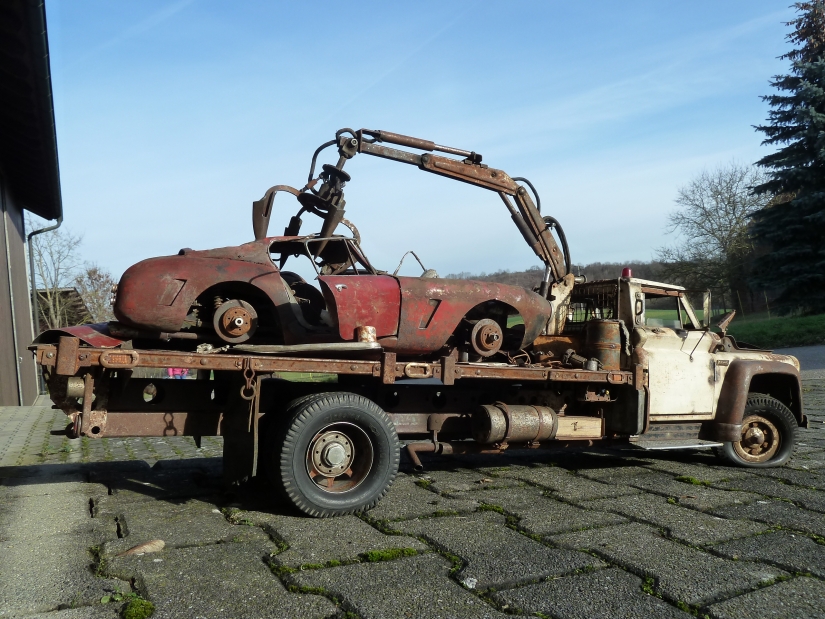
[718, 393, 797, 468]
[267, 392, 400, 517]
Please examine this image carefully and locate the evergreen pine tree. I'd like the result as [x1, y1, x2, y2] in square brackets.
[752, 1, 825, 313]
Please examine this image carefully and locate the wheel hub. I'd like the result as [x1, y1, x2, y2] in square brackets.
[221, 307, 253, 337]
[311, 431, 354, 476]
[305, 422, 372, 493]
[471, 319, 503, 357]
[213, 299, 258, 343]
[733, 414, 780, 463]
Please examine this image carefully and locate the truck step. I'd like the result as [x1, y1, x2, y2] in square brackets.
[627, 439, 723, 451]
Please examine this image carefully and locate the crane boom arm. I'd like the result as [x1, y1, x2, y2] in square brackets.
[356, 130, 567, 283]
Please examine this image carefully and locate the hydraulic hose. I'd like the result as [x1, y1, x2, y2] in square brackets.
[512, 177, 541, 212]
[543, 215, 571, 276]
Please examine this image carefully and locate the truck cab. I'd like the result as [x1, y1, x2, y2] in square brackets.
[563, 275, 804, 466]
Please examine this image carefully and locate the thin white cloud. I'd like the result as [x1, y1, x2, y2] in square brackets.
[68, 0, 195, 67]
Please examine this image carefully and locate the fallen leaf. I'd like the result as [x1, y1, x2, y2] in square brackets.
[117, 539, 165, 556]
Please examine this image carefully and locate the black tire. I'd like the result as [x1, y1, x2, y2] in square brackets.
[268, 392, 400, 517]
[718, 393, 797, 468]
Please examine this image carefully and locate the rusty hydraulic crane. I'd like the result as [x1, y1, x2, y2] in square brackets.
[253, 128, 572, 297]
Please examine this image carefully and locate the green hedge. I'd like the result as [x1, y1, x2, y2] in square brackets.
[726, 313, 825, 350]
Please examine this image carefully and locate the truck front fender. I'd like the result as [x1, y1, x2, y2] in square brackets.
[701, 359, 803, 442]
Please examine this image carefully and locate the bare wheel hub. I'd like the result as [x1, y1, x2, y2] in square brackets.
[213, 299, 258, 343]
[733, 414, 780, 463]
[471, 319, 503, 357]
[221, 307, 252, 336]
[311, 431, 354, 476]
[305, 422, 373, 493]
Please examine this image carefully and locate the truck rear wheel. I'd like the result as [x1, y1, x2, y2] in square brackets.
[718, 393, 797, 468]
[268, 392, 400, 517]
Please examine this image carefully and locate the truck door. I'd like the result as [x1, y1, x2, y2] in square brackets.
[641, 294, 716, 420]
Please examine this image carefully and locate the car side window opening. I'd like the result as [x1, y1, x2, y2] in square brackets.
[269, 238, 378, 328]
[269, 238, 375, 279]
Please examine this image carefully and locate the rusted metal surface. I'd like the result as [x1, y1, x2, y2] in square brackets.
[707, 358, 802, 441]
[32, 323, 124, 348]
[318, 275, 400, 340]
[34, 340, 636, 386]
[585, 320, 622, 371]
[396, 277, 551, 354]
[472, 404, 557, 444]
[55, 336, 80, 375]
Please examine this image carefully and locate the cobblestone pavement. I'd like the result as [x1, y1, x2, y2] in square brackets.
[1, 348, 824, 618]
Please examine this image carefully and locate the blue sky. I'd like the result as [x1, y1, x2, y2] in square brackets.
[44, 1, 795, 279]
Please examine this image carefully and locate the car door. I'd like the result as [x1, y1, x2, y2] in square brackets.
[318, 275, 401, 340]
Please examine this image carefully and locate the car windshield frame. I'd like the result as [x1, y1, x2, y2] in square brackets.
[269, 236, 378, 276]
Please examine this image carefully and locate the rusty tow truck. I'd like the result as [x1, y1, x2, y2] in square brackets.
[31, 129, 807, 517]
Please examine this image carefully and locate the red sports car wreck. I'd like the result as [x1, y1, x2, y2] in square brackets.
[108, 128, 578, 360]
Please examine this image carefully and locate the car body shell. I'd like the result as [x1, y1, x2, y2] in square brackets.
[113, 236, 552, 354]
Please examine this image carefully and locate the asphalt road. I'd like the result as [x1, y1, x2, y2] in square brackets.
[1, 346, 824, 619]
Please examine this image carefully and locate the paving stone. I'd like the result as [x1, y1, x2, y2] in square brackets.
[416, 468, 522, 496]
[712, 499, 825, 536]
[0, 535, 125, 616]
[19, 607, 121, 619]
[289, 552, 517, 619]
[640, 457, 746, 483]
[106, 541, 336, 619]
[549, 522, 784, 606]
[707, 576, 825, 619]
[231, 510, 427, 568]
[716, 476, 825, 513]
[712, 530, 825, 577]
[575, 463, 661, 484]
[753, 466, 825, 490]
[621, 470, 760, 511]
[98, 497, 265, 553]
[0, 491, 116, 542]
[498, 465, 641, 502]
[492, 566, 692, 619]
[470, 486, 626, 535]
[93, 464, 223, 504]
[583, 493, 768, 546]
[365, 474, 479, 522]
[397, 511, 604, 590]
[0, 478, 107, 499]
[790, 455, 825, 470]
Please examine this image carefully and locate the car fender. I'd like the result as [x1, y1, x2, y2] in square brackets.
[700, 358, 804, 442]
[114, 254, 283, 332]
[394, 277, 552, 355]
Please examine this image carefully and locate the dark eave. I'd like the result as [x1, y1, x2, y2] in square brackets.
[0, 0, 62, 220]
